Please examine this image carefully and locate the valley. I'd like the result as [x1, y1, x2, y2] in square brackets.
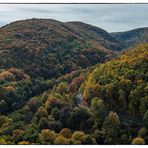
[0, 19, 147, 145]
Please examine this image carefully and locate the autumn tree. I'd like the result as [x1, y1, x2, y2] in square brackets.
[39, 129, 56, 144]
[132, 137, 145, 145]
[71, 131, 96, 144]
[18, 141, 30, 144]
[59, 128, 72, 139]
[35, 107, 48, 120]
[102, 112, 120, 139]
[54, 135, 69, 144]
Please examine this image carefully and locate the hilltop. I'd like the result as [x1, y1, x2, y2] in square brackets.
[0, 18, 124, 79]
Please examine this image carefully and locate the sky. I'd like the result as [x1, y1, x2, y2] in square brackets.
[0, 4, 148, 32]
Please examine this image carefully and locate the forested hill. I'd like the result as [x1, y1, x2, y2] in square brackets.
[0, 43, 147, 145]
[82, 44, 148, 118]
[0, 18, 124, 79]
[0, 18, 148, 145]
[111, 27, 148, 48]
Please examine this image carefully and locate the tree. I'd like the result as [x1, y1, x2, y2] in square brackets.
[39, 129, 56, 144]
[71, 131, 96, 144]
[118, 89, 126, 109]
[83, 134, 96, 144]
[51, 107, 60, 120]
[132, 137, 145, 145]
[93, 129, 105, 144]
[12, 129, 25, 143]
[72, 106, 92, 131]
[144, 110, 148, 128]
[138, 127, 147, 138]
[0, 138, 7, 144]
[0, 115, 12, 127]
[102, 111, 120, 138]
[59, 128, 72, 139]
[140, 96, 148, 115]
[38, 118, 49, 130]
[35, 107, 48, 120]
[55, 82, 68, 95]
[0, 100, 7, 114]
[27, 97, 42, 113]
[129, 87, 143, 114]
[54, 135, 69, 144]
[71, 131, 86, 144]
[23, 126, 39, 143]
[49, 120, 62, 133]
[120, 134, 129, 144]
[91, 97, 105, 126]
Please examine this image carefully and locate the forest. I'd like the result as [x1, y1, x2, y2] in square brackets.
[0, 19, 148, 145]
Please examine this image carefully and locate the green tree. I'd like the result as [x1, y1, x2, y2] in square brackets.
[138, 127, 147, 138]
[102, 111, 120, 138]
[72, 106, 92, 131]
[0, 100, 7, 114]
[27, 97, 42, 113]
[35, 107, 48, 120]
[38, 118, 49, 130]
[91, 97, 105, 126]
[71, 131, 96, 144]
[49, 120, 62, 133]
[12, 129, 25, 143]
[144, 110, 148, 128]
[51, 107, 60, 120]
[140, 96, 148, 115]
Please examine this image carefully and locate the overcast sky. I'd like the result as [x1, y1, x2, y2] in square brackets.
[0, 4, 148, 32]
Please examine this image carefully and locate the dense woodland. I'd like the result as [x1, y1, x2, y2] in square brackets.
[0, 19, 148, 145]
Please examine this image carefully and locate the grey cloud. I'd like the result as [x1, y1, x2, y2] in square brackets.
[0, 4, 148, 32]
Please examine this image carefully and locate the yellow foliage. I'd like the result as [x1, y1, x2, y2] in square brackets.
[4, 85, 15, 91]
[0, 138, 7, 144]
[71, 131, 86, 143]
[0, 71, 15, 81]
[54, 135, 69, 144]
[18, 141, 30, 145]
[132, 137, 145, 145]
[39, 129, 56, 144]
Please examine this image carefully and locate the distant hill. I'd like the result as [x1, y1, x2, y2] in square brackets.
[111, 27, 148, 48]
[0, 19, 125, 79]
[65, 21, 125, 51]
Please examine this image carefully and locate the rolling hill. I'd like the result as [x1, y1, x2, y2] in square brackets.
[111, 27, 148, 48]
[0, 18, 148, 145]
[0, 18, 125, 79]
